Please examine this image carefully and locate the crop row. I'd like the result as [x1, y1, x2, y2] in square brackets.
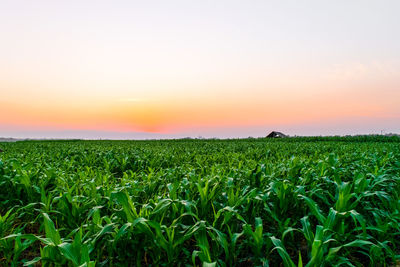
[0, 138, 399, 266]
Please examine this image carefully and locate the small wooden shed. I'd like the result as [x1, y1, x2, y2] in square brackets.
[266, 131, 287, 138]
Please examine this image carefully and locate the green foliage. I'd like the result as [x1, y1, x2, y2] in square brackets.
[0, 137, 399, 265]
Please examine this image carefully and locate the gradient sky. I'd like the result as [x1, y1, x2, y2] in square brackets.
[1, 0, 400, 139]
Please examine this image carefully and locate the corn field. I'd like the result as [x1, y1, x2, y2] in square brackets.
[0, 137, 399, 266]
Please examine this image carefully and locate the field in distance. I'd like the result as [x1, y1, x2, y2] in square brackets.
[0, 136, 399, 266]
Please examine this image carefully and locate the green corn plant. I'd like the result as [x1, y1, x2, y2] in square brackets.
[243, 217, 265, 258]
[1, 137, 399, 265]
[147, 216, 197, 265]
[196, 177, 220, 218]
[270, 236, 296, 267]
[186, 221, 215, 265]
[334, 182, 356, 212]
[58, 228, 95, 267]
[0, 209, 36, 267]
[111, 190, 138, 222]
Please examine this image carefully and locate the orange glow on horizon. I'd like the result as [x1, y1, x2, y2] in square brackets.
[1, 83, 396, 135]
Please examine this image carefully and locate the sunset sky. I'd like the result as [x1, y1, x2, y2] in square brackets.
[1, 1, 400, 139]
